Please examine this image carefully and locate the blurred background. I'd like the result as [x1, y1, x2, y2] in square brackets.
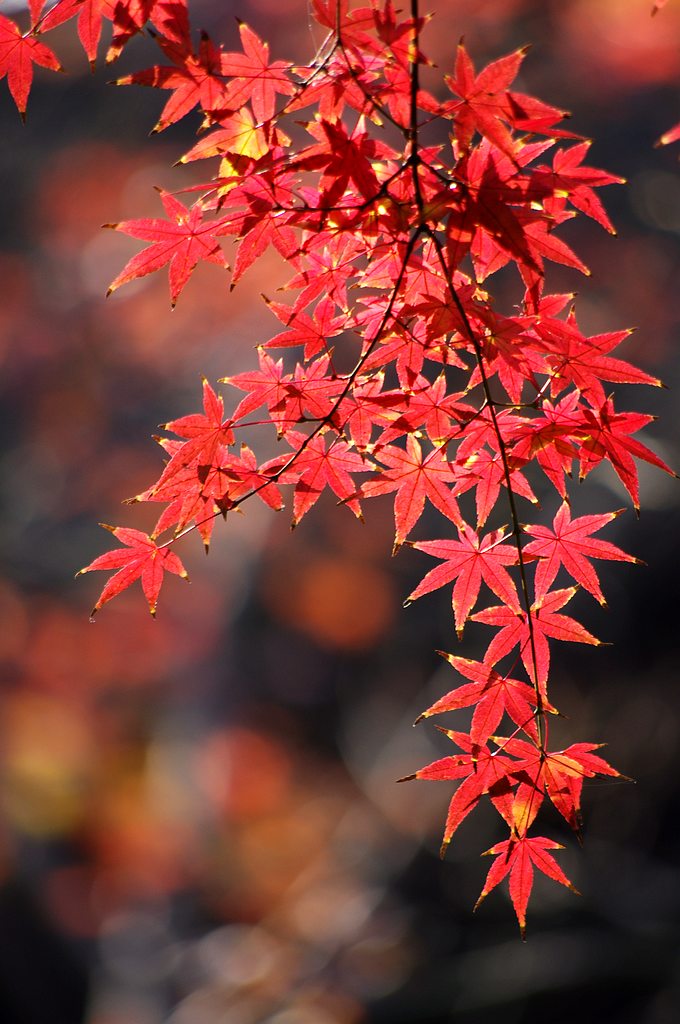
[0, 0, 679, 1021]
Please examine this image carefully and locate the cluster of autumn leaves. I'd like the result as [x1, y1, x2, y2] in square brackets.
[4, 0, 677, 936]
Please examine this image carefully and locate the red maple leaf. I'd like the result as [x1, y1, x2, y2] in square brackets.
[445, 44, 569, 158]
[140, 437, 221, 548]
[536, 312, 662, 404]
[126, 379, 235, 542]
[523, 502, 639, 605]
[577, 398, 676, 509]
[219, 22, 294, 123]
[416, 654, 547, 745]
[292, 116, 396, 205]
[264, 296, 347, 361]
[452, 444, 538, 529]
[375, 374, 475, 446]
[149, 377, 235, 489]
[179, 107, 270, 164]
[475, 833, 578, 938]
[106, 191, 231, 306]
[141, 434, 284, 549]
[400, 730, 515, 856]
[498, 734, 620, 833]
[407, 523, 519, 636]
[362, 436, 461, 549]
[215, 443, 285, 512]
[222, 349, 291, 431]
[277, 355, 341, 425]
[115, 29, 231, 131]
[275, 430, 373, 526]
[532, 142, 624, 233]
[466, 308, 545, 404]
[445, 44, 529, 158]
[0, 14, 62, 119]
[230, 208, 299, 288]
[508, 393, 582, 500]
[332, 373, 389, 451]
[284, 233, 362, 312]
[78, 525, 189, 617]
[472, 587, 601, 694]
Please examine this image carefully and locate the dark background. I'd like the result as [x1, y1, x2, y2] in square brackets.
[0, 1, 679, 1021]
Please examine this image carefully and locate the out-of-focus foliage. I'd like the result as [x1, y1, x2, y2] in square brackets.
[0, 1, 678, 1022]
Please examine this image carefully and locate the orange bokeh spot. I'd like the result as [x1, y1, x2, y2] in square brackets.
[263, 555, 395, 653]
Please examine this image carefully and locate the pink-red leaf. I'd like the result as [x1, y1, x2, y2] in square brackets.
[0, 14, 62, 119]
[475, 834, 578, 938]
[416, 654, 548, 744]
[472, 587, 601, 694]
[402, 730, 515, 855]
[78, 525, 188, 617]
[220, 22, 294, 123]
[407, 523, 519, 636]
[106, 191, 231, 306]
[524, 502, 639, 604]
[362, 436, 461, 549]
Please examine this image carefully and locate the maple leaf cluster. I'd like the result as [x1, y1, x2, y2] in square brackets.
[6, 0, 676, 935]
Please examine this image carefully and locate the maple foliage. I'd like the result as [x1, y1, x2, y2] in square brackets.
[105, 189, 232, 306]
[475, 834, 578, 940]
[0, 11, 61, 120]
[523, 503, 640, 605]
[77, 524, 188, 617]
[5, 0, 677, 937]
